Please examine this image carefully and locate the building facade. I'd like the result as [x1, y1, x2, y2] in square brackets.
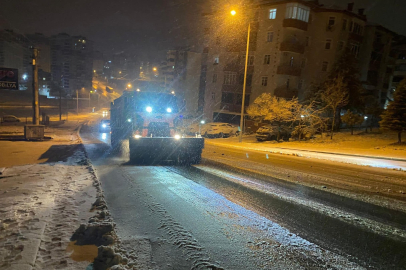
[0, 30, 32, 91]
[201, 0, 397, 122]
[50, 33, 93, 97]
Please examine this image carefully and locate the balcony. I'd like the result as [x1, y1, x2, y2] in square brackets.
[348, 32, 364, 43]
[274, 87, 298, 99]
[283, 19, 308, 31]
[277, 65, 301, 76]
[280, 41, 305, 54]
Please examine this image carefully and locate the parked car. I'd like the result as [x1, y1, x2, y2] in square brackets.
[204, 123, 240, 138]
[255, 125, 291, 141]
[184, 122, 210, 136]
[99, 119, 110, 132]
[1, 115, 20, 123]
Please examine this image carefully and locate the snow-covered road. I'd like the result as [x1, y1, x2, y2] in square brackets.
[80, 121, 406, 269]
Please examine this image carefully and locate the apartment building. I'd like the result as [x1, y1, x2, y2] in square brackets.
[202, 0, 396, 122]
[160, 49, 203, 116]
[0, 30, 32, 91]
[50, 33, 93, 97]
[386, 38, 406, 106]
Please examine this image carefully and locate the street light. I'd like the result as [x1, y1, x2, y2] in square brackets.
[127, 83, 132, 89]
[153, 67, 157, 71]
[231, 10, 251, 143]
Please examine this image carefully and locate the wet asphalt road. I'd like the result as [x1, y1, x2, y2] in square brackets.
[80, 124, 406, 269]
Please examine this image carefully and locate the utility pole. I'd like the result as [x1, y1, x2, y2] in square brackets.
[76, 89, 79, 114]
[31, 48, 39, 125]
[59, 85, 62, 121]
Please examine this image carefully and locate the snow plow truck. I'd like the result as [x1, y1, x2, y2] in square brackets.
[110, 90, 204, 165]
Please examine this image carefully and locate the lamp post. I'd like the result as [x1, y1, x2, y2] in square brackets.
[231, 10, 251, 143]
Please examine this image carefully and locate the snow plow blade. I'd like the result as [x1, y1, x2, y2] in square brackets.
[129, 137, 204, 165]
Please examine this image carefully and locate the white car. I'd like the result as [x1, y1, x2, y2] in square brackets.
[185, 122, 210, 136]
[2, 115, 20, 123]
[204, 123, 240, 138]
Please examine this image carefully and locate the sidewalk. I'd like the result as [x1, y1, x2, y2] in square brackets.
[205, 133, 406, 170]
[0, 120, 99, 269]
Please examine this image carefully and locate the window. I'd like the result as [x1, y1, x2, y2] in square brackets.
[286, 78, 290, 89]
[223, 72, 237, 85]
[290, 57, 294, 67]
[221, 92, 233, 103]
[298, 80, 303, 90]
[211, 92, 215, 100]
[239, 74, 253, 86]
[236, 94, 250, 105]
[212, 73, 217, 83]
[325, 39, 332, 50]
[267, 32, 274, 42]
[301, 58, 306, 68]
[214, 57, 219, 64]
[285, 3, 310, 22]
[261, 76, 268, 86]
[322, 61, 328, 71]
[269, 9, 277, 19]
[248, 55, 255, 66]
[264, 55, 271, 64]
[351, 22, 363, 35]
[350, 43, 360, 57]
[338, 41, 345, 50]
[342, 19, 347, 30]
[328, 17, 335, 26]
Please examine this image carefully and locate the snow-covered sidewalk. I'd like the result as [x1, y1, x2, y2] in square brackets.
[0, 121, 101, 269]
[206, 132, 406, 170]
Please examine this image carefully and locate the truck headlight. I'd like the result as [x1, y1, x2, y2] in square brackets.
[146, 106, 152, 113]
[174, 134, 181, 140]
[102, 124, 107, 128]
[166, 108, 172, 113]
[134, 134, 142, 139]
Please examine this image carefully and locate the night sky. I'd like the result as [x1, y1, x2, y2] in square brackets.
[1, 0, 405, 61]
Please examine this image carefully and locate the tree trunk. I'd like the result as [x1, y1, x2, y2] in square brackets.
[398, 131, 402, 144]
[330, 109, 336, 140]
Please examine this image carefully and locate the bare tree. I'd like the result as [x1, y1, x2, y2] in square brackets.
[321, 74, 349, 139]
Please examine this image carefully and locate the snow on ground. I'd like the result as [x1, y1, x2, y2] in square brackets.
[206, 131, 406, 170]
[0, 119, 106, 269]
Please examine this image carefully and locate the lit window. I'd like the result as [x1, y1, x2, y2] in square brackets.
[269, 9, 277, 20]
[322, 61, 328, 71]
[285, 3, 310, 22]
[261, 76, 268, 86]
[267, 32, 274, 42]
[290, 57, 294, 67]
[264, 55, 271, 64]
[325, 39, 332, 50]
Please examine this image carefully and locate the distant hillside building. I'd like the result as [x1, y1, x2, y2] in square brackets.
[50, 33, 93, 96]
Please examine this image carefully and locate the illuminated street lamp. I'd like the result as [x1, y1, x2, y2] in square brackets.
[153, 67, 157, 71]
[231, 10, 251, 143]
[136, 88, 140, 92]
[127, 83, 132, 89]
